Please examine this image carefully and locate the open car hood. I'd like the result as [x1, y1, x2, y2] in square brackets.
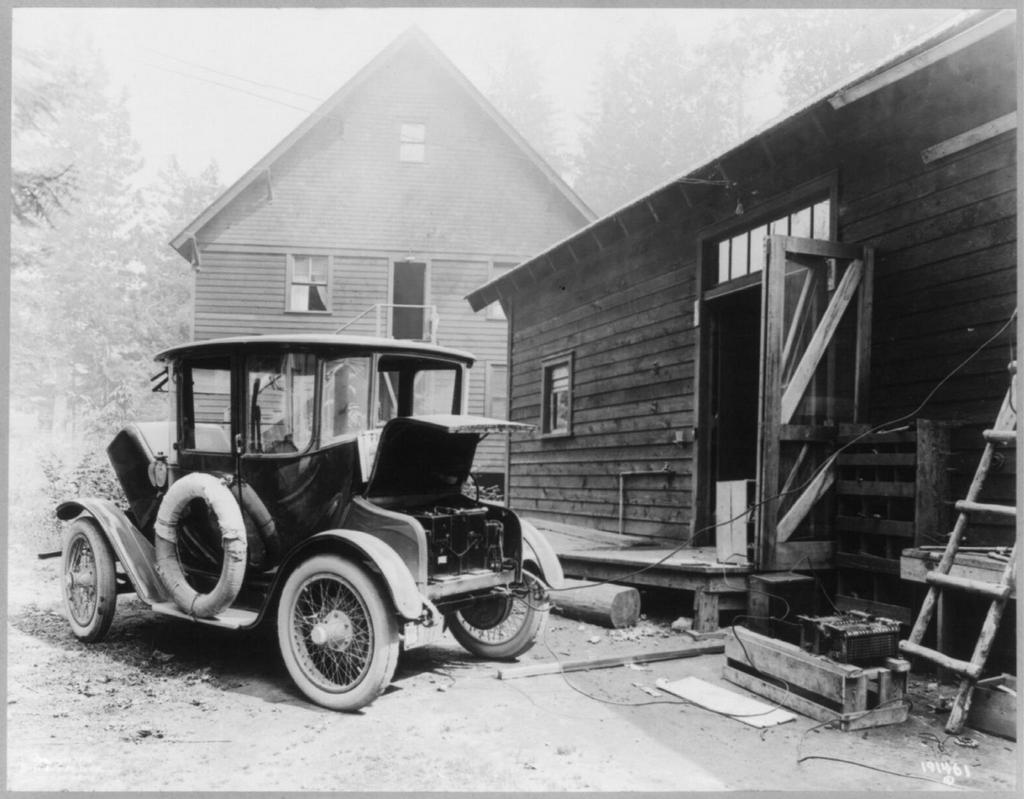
[364, 415, 534, 500]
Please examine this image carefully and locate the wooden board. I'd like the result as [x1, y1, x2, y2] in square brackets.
[655, 676, 796, 728]
[496, 641, 725, 680]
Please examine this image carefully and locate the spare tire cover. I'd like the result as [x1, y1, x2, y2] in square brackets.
[154, 473, 247, 618]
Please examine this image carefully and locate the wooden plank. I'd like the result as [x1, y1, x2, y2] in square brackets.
[496, 641, 724, 679]
[655, 677, 796, 728]
[836, 452, 916, 467]
[837, 480, 915, 498]
[780, 424, 837, 442]
[835, 552, 901, 576]
[726, 630, 862, 699]
[781, 259, 863, 423]
[722, 666, 838, 724]
[836, 516, 915, 538]
[835, 594, 912, 624]
[854, 247, 873, 422]
[777, 464, 835, 542]
[922, 112, 1017, 164]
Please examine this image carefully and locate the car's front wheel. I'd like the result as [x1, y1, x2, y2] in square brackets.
[61, 518, 118, 642]
[276, 555, 399, 711]
[448, 572, 548, 659]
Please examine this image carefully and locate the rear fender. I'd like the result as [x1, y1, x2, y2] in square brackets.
[279, 530, 426, 621]
[56, 499, 170, 605]
[520, 518, 565, 590]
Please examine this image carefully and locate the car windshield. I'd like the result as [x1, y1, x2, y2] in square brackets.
[247, 353, 317, 454]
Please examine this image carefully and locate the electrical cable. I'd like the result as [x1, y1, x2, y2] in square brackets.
[535, 310, 1018, 595]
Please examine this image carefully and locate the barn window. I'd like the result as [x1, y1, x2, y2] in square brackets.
[399, 123, 426, 162]
[714, 198, 831, 285]
[288, 254, 330, 313]
[541, 352, 573, 437]
[487, 262, 516, 320]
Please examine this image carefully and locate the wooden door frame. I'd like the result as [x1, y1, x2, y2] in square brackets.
[755, 236, 874, 571]
[692, 174, 838, 546]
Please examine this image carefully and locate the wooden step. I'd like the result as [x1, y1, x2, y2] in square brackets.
[924, 571, 1013, 600]
[954, 500, 1017, 519]
[899, 640, 981, 679]
[982, 429, 1017, 445]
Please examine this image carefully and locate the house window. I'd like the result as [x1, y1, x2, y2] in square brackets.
[541, 353, 573, 437]
[399, 123, 426, 163]
[714, 198, 831, 285]
[487, 262, 516, 320]
[487, 363, 508, 419]
[288, 254, 329, 312]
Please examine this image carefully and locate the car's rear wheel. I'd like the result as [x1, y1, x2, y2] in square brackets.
[61, 518, 117, 642]
[448, 571, 548, 659]
[277, 555, 399, 711]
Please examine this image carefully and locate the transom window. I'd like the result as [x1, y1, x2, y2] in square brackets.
[289, 254, 329, 312]
[399, 123, 426, 163]
[715, 199, 831, 285]
[541, 353, 573, 437]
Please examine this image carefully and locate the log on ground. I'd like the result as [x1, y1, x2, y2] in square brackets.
[550, 578, 641, 628]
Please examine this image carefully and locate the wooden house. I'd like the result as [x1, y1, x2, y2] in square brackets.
[171, 27, 593, 483]
[467, 10, 1018, 647]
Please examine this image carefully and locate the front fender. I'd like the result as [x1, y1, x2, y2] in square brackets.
[520, 518, 565, 590]
[282, 530, 425, 621]
[56, 499, 170, 605]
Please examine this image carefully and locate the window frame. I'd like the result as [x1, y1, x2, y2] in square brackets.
[399, 122, 426, 163]
[540, 351, 574, 438]
[176, 356, 235, 455]
[486, 361, 508, 420]
[243, 351, 319, 458]
[286, 253, 332, 314]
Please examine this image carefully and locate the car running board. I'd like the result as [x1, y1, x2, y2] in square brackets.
[149, 601, 259, 630]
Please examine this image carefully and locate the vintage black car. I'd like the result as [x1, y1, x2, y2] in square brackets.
[57, 334, 564, 711]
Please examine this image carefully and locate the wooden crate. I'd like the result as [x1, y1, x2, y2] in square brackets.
[723, 627, 910, 731]
[834, 420, 952, 624]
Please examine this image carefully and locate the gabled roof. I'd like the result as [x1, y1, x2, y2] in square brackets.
[171, 26, 594, 260]
[465, 8, 1015, 312]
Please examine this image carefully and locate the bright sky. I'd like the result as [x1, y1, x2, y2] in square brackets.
[13, 7, 961, 186]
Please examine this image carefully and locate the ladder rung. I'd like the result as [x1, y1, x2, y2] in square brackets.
[955, 500, 1017, 518]
[983, 429, 1017, 445]
[899, 641, 982, 679]
[924, 571, 1013, 599]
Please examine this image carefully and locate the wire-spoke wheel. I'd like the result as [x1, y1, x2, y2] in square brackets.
[61, 519, 117, 642]
[448, 571, 548, 660]
[277, 556, 398, 711]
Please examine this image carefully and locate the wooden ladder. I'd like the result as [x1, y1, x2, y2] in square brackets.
[899, 361, 1018, 734]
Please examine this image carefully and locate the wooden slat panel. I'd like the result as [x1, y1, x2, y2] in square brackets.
[835, 552, 901, 576]
[835, 515, 915, 538]
[837, 480, 915, 498]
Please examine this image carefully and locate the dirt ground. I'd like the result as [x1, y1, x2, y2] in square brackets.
[5, 544, 1019, 792]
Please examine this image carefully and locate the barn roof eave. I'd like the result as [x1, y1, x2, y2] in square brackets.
[464, 8, 1012, 314]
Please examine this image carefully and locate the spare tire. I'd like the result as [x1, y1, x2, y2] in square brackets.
[154, 473, 248, 618]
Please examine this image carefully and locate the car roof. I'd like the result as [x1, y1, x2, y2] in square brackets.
[154, 334, 475, 364]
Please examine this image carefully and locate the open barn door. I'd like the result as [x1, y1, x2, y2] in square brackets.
[755, 236, 874, 571]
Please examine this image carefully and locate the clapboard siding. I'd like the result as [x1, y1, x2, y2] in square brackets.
[197, 45, 586, 256]
[497, 19, 1016, 540]
[185, 34, 591, 484]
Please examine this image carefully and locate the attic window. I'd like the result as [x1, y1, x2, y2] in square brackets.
[400, 123, 426, 162]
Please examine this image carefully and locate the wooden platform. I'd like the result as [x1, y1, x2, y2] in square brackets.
[531, 518, 752, 632]
[900, 547, 1017, 599]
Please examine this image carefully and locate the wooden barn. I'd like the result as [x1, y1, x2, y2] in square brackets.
[466, 9, 1018, 652]
[171, 27, 593, 484]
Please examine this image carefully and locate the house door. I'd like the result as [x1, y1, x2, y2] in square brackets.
[391, 261, 427, 340]
[755, 235, 874, 571]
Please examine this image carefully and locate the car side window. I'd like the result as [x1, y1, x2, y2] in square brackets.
[246, 353, 317, 454]
[180, 359, 233, 453]
[322, 356, 371, 443]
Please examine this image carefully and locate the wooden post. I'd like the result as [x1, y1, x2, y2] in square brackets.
[694, 588, 720, 632]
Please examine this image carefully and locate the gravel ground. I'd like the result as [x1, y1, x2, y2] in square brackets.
[6, 544, 1019, 792]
